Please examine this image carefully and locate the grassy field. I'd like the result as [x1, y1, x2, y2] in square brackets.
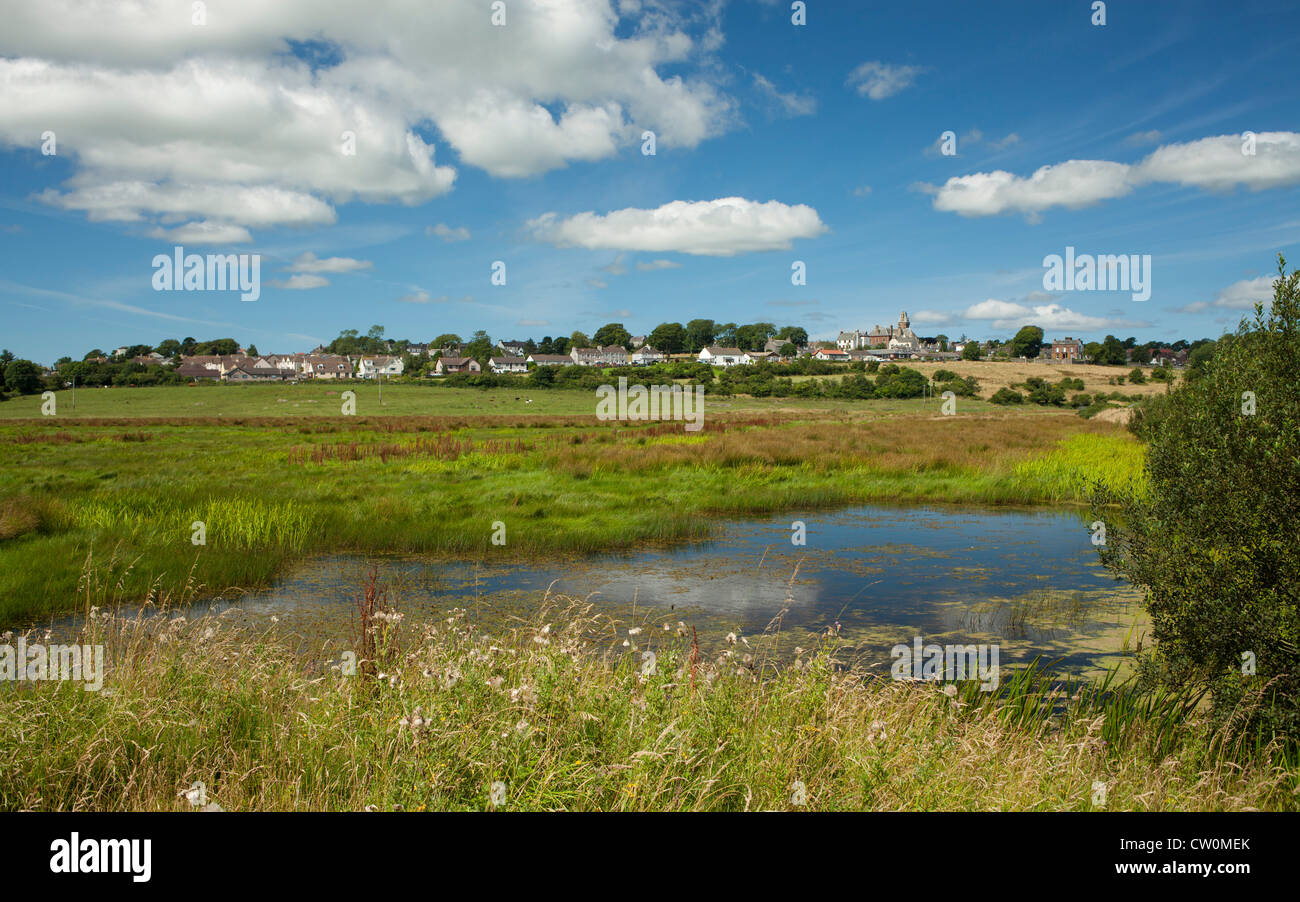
[0, 385, 1145, 624]
[0, 357, 1167, 420]
[2, 594, 1292, 812]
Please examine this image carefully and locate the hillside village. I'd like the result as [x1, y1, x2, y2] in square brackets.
[40, 310, 1193, 387]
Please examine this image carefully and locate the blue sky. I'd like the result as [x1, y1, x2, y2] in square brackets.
[1, 0, 1297, 363]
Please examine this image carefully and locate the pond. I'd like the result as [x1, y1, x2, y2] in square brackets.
[196, 504, 1144, 677]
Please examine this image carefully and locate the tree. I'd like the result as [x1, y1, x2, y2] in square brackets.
[569, 331, 590, 349]
[3, 359, 43, 394]
[1185, 340, 1217, 380]
[1127, 366, 1146, 384]
[432, 333, 463, 351]
[1009, 325, 1044, 359]
[1083, 341, 1103, 362]
[648, 322, 687, 354]
[246, 344, 259, 357]
[465, 330, 493, 363]
[156, 339, 181, 359]
[592, 322, 632, 349]
[734, 322, 776, 351]
[935, 334, 949, 352]
[1095, 335, 1127, 366]
[1130, 346, 1153, 365]
[776, 325, 808, 345]
[195, 338, 239, 356]
[685, 319, 716, 352]
[1099, 256, 1300, 741]
[961, 341, 982, 361]
[779, 342, 797, 358]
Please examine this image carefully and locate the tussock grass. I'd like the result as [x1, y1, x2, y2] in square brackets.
[1, 584, 1293, 812]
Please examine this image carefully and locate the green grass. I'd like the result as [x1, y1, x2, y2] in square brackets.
[1013, 433, 1151, 501]
[1, 596, 1292, 811]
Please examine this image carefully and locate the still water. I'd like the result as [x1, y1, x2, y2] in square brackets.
[211, 504, 1143, 676]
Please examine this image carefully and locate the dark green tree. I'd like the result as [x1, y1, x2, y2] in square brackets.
[1009, 325, 1044, 359]
[1099, 256, 1300, 741]
[648, 322, 687, 354]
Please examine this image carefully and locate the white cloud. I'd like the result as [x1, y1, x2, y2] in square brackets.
[288, 252, 372, 274]
[853, 185, 872, 197]
[927, 160, 1135, 218]
[1135, 132, 1300, 191]
[1177, 275, 1275, 313]
[427, 223, 471, 241]
[1125, 130, 1163, 146]
[963, 298, 1135, 331]
[528, 197, 828, 256]
[149, 220, 252, 244]
[635, 258, 682, 271]
[846, 61, 925, 100]
[0, 1, 736, 232]
[925, 132, 1300, 217]
[909, 310, 952, 325]
[753, 73, 816, 117]
[279, 274, 330, 290]
[395, 289, 446, 304]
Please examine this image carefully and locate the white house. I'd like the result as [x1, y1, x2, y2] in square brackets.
[488, 355, 528, 374]
[570, 347, 603, 366]
[527, 353, 572, 367]
[812, 347, 850, 362]
[355, 355, 404, 378]
[630, 345, 664, 365]
[698, 346, 749, 367]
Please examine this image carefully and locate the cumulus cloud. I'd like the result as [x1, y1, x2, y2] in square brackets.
[528, 197, 828, 256]
[288, 252, 372, 274]
[1177, 275, 1275, 313]
[925, 160, 1135, 218]
[846, 61, 925, 100]
[924, 132, 1300, 217]
[963, 298, 1141, 331]
[0, 1, 737, 235]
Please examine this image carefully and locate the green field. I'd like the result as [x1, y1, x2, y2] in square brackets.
[0, 380, 1067, 419]
[0, 384, 1142, 624]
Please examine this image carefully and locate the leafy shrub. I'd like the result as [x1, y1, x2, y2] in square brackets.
[989, 387, 1024, 405]
[1098, 257, 1300, 743]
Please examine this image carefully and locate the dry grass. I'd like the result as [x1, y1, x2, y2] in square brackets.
[906, 359, 1172, 398]
[1, 585, 1293, 812]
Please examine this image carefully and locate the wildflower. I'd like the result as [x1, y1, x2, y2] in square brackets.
[943, 684, 957, 698]
[628, 627, 642, 636]
[399, 706, 430, 733]
[725, 632, 737, 645]
[486, 676, 504, 689]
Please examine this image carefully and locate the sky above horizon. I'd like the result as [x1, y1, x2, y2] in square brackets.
[1, 0, 1298, 363]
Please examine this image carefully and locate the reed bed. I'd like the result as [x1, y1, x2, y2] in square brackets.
[1, 580, 1293, 812]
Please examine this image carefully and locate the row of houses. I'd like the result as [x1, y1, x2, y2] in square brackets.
[175, 352, 404, 382]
